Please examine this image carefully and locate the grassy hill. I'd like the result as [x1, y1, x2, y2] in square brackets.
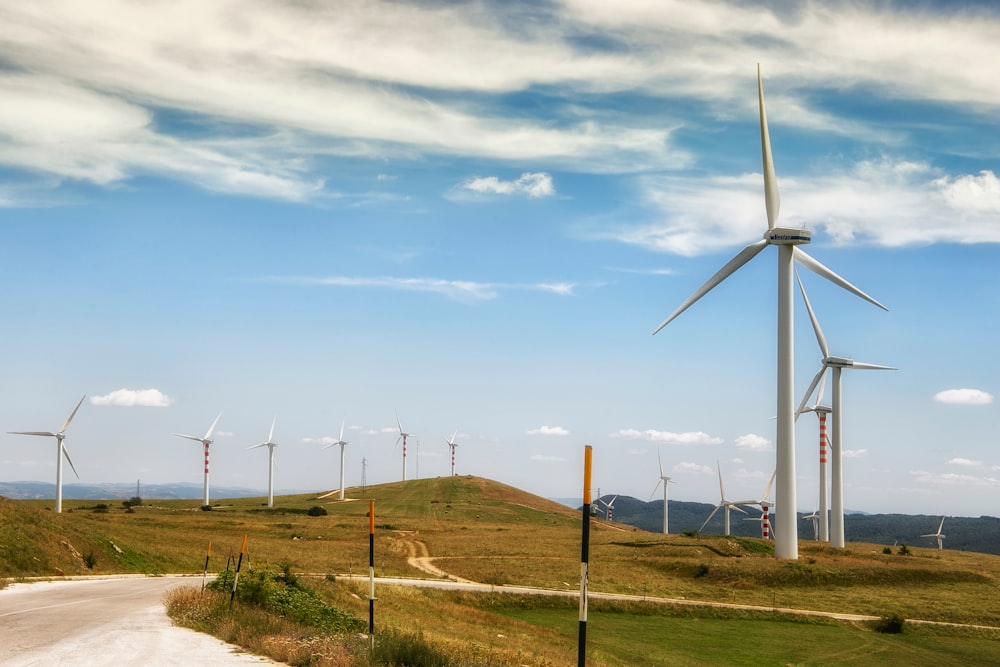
[4, 476, 1000, 666]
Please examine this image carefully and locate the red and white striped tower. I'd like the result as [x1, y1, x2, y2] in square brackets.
[450, 444, 456, 476]
[761, 502, 771, 540]
[816, 406, 832, 542]
[203, 442, 210, 507]
[401, 434, 407, 481]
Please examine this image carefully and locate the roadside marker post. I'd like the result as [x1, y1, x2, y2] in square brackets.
[230, 533, 248, 608]
[578, 445, 592, 667]
[201, 541, 212, 593]
[368, 499, 376, 650]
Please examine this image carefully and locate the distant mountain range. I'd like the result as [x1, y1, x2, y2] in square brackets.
[587, 494, 1000, 556]
[0, 481, 290, 502]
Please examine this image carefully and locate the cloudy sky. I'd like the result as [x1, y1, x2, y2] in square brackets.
[2, 1, 998, 518]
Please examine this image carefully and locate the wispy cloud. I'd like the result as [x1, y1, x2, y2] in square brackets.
[934, 388, 994, 405]
[260, 275, 577, 301]
[457, 172, 555, 198]
[609, 429, 723, 445]
[674, 461, 713, 475]
[910, 469, 1000, 488]
[526, 426, 570, 436]
[734, 433, 772, 452]
[948, 457, 983, 467]
[90, 388, 173, 407]
[843, 449, 868, 459]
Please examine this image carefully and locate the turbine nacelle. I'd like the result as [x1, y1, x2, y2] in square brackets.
[765, 227, 811, 245]
[824, 355, 860, 369]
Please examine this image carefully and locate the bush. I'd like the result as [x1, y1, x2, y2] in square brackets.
[83, 550, 97, 569]
[882, 546, 892, 554]
[201, 505, 213, 512]
[371, 629, 449, 667]
[897, 543, 911, 556]
[307, 505, 328, 516]
[694, 563, 710, 578]
[93, 503, 109, 513]
[874, 614, 905, 634]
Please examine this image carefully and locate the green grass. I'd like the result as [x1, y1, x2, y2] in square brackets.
[5, 477, 1000, 666]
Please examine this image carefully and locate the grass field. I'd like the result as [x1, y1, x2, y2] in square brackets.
[3, 476, 1000, 665]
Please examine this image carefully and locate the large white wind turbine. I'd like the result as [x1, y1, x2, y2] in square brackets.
[8, 395, 86, 514]
[648, 451, 676, 534]
[699, 462, 747, 535]
[395, 411, 413, 482]
[323, 420, 349, 500]
[652, 66, 887, 559]
[444, 430, 459, 476]
[248, 417, 278, 508]
[174, 413, 222, 508]
[795, 272, 895, 549]
[922, 516, 946, 550]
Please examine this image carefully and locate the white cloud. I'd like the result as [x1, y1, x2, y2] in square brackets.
[674, 461, 713, 475]
[531, 454, 567, 461]
[609, 428, 723, 446]
[934, 388, 994, 405]
[90, 388, 173, 407]
[302, 436, 339, 446]
[948, 457, 983, 467]
[526, 426, 570, 436]
[260, 275, 576, 301]
[734, 433, 772, 452]
[910, 470, 1000, 488]
[459, 172, 555, 198]
[843, 449, 868, 459]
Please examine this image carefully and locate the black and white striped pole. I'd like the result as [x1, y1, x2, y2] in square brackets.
[368, 499, 376, 649]
[578, 445, 592, 667]
[201, 541, 212, 593]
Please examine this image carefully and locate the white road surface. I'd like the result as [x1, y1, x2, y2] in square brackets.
[0, 576, 276, 666]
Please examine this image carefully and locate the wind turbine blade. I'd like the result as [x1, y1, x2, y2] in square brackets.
[62, 444, 80, 479]
[649, 480, 662, 501]
[652, 239, 768, 334]
[730, 503, 748, 515]
[8, 431, 57, 437]
[795, 367, 826, 419]
[339, 420, 346, 443]
[758, 64, 780, 230]
[938, 516, 946, 533]
[268, 417, 276, 444]
[699, 505, 721, 533]
[174, 433, 204, 442]
[793, 247, 888, 311]
[60, 395, 87, 433]
[658, 450, 664, 477]
[762, 470, 776, 501]
[815, 366, 828, 406]
[395, 410, 404, 434]
[716, 462, 725, 499]
[795, 269, 830, 358]
[204, 413, 222, 440]
[247, 443, 266, 450]
[851, 361, 897, 371]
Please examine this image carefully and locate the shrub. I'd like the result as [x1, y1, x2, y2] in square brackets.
[83, 550, 97, 569]
[882, 546, 893, 555]
[371, 629, 449, 667]
[694, 563, 710, 578]
[897, 543, 911, 556]
[874, 614, 905, 634]
[93, 503, 109, 513]
[201, 505, 213, 512]
[307, 505, 328, 516]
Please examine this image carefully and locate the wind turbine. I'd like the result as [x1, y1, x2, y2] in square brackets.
[736, 470, 777, 540]
[395, 411, 413, 482]
[922, 516, 946, 550]
[444, 430, 459, 476]
[798, 399, 832, 542]
[652, 65, 887, 559]
[597, 495, 618, 522]
[699, 462, 747, 535]
[803, 507, 820, 541]
[248, 417, 278, 508]
[648, 451, 676, 534]
[174, 413, 222, 508]
[8, 395, 86, 514]
[323, 420, 350, 500]
[795, 271, 895, 549]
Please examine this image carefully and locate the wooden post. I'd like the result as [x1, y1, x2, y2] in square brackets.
[578, 445, 593, 667]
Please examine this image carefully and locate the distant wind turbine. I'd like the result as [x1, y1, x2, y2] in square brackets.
[798, 400, 832, 542]
[248, 417, 278, 508]
[323, 420, 349, 500]
[648, 451, 675, 534]
[444, 430, 459, 476]
[736, 471, 777, 540]
[8, 395, 86, 514]
[174, 413, 222, 508]
[795, 271, 895, 549]
[922, 516, 946, 550]
[699, 462, 747, 536]
[803, 507, 820, 541]
[597, 495, 618, 522]
[395, 411, 413, 482]
[652, 66, 887, 560]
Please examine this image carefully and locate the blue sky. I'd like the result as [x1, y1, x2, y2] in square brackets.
[2, 1, 998, 517]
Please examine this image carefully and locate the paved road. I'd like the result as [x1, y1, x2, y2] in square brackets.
[0, 577, 275, 666]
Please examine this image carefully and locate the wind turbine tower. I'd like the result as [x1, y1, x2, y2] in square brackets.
[248, 417, 279, 508]
[7, 395, 86, 514]
[174, 413, 222, 507]
[699, 462, 746, 535]
[800, 402, 832, 542]
[444, 431, 459, 476]
[649, 451, 675, 534]
[653, 66, 887, 559]
[395, 411, 414, 482]
[795, 272, 895, 548]
[323, 420, 350, 500]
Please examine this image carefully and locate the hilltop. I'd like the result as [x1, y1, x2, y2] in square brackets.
[4, 476, 1000, 666]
